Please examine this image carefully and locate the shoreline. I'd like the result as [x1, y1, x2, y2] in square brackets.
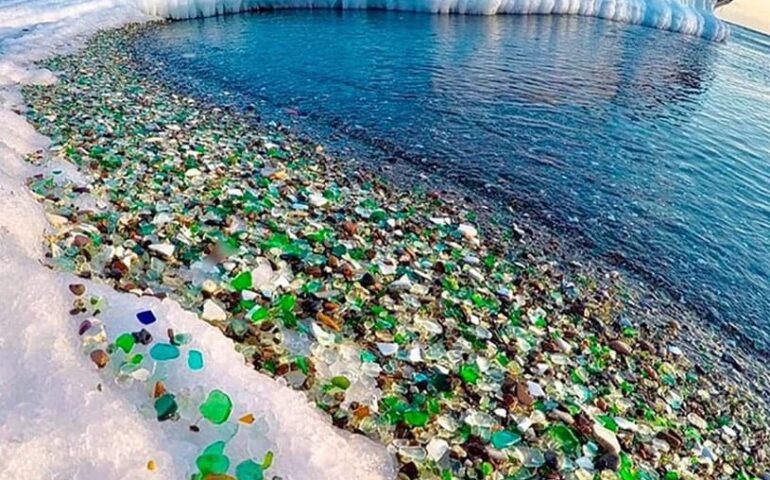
[132, 18, 770, 387]
[18, 21, 770, 480]
[130, 16, 770, 366]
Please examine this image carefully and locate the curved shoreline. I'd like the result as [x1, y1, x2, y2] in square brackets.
[130, 15, 770, 376]
[19, 21, 770, 480]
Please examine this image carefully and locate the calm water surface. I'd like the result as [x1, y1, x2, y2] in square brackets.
[137, 12, 770, 348]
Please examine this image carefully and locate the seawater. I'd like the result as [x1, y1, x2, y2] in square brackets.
[137, 11, 770, 349]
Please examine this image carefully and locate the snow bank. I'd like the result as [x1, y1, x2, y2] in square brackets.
[135, 0, 730, 40]
[0, 2, 393, 479]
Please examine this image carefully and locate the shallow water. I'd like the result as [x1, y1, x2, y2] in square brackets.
[137, 11, 770, 349]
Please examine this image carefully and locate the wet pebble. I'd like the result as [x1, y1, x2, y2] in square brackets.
[594, 453, 620, 471]
[593, 423, 621, 455]
[609, 339, 632, 356]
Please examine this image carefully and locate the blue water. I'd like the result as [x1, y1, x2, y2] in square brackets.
[137, 11, 770, 348]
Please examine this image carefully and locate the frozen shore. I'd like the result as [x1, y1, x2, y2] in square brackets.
[17, 18, 770, 480]
[1, 1, 769, 480]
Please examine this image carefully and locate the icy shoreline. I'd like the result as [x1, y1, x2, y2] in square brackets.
[1, 2, 768, 479]
[20, 19, 770, 480]
[0, 2, 393, 479]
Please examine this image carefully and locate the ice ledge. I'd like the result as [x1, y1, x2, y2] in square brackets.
[136, 0, 730, 41]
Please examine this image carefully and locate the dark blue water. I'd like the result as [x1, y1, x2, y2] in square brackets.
[137, 12, 770, 348]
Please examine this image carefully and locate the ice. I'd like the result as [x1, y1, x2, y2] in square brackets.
[135, 0, 730, 40]
[0, 1, 393, 479]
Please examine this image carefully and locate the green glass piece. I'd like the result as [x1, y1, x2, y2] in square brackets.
[522, 448, 545, 468]
[359, 350, 377, 363]
[306, 228, 331, 243]
[549, 424, 580, 454]
[403, 410, 429, 427]
[295, 356, 309, 375]
[301, 280, 322, 294]
[262, 451, 274, 470]
[664, 472, 679, 480]
[154, 393, 178, 421]
[278, 294, 296, 312]
[235, 460, 264, 480]
[571, 368, 588, 385]
[331, 376, 350, 390]
[231, 271, 252, 291]
[196, 453, 230, 476]
[260, 233, 290, 250]
[426, 397, 440, 415]
[203, 441, 226, 456]
[620, 468, 636, 480]
[619, 453, 636, 480]
[188, 350, 204, 370]
[173, 333, 192, 345]
[597, 415, 618, 432]
[150, 343, 180, 361]
[250, 306, 269, 323]
[200, 389, 233, 425]
[491, 430, 522, 449]
[330, 244, 347, 257]
[459, 363, 480, 384]
[129, 354, 143, 365]
[115, 333, 135, 354]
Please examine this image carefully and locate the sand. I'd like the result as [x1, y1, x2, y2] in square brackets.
[718, 0, 770, 35]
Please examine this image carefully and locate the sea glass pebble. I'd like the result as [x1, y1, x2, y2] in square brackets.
[491, 430, 522, 449]
[78, 319, 92, 335]
[137, 310, 157, 325]
[154, 393, 178, 421]
[200, 389, 233, 425]
[235, 460, 264, 480]
[115, 333, 135, 353]
[231, 271, 252, 291]
[188, 350, 204, 370]
[196, 454, 229, 477]
[150, 343, 180, 361]
[197, 442, 230, 476]
[133, 328, 153, 345]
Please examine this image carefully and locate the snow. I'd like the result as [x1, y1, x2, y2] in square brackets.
[0, 1, 393, 479]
